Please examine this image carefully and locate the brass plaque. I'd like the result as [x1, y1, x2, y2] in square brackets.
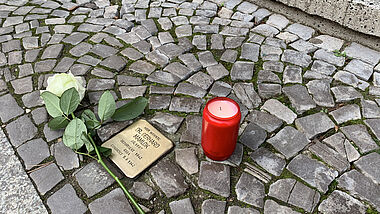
[102, 119, 173, 178]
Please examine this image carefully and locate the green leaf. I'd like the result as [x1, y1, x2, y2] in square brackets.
[60, 88, 80, 115]
[48, 116, 69, 130]
[112, 97, 148, 121]
[81, 109, 100, 130]
[81, 133, 94, 153]
[98, 146, 112, 157]
[98, 91, 116, 122]
[40, 91, 63, 117]
[63, 118, 87, 150]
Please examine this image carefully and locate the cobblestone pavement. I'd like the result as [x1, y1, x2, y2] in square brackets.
[1, 0, 380, 213]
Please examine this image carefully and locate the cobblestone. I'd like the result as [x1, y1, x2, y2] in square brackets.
[1, 0, 380, 212]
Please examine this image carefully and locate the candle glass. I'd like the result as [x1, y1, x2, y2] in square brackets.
[201, 97, 241, 161]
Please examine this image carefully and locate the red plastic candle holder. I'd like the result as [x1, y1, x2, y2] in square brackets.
[201, 97, 241, 161]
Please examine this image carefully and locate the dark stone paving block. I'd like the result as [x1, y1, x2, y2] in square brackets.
[11, 76, 33, 94]
[268, 178, 320, 212]
[129, 182, 155, 200]
[198, 161, 230, 197]
[283, 84, 316, 114]
[34, 60, 57, 73]
[62, 32, 89, 45]
[69, 42, 92, 57]
[146, 50, 169, 67]
[51, 141, 79, 171]
[54, 57, 76, 73]
[150, 112, 184, 134]
[89, 188, 134, 214]
[120, 47, 143, 60]
[43, 124, 64, 142]
[338, 170, 380, 211]
[91, 68, 115, 79]
[91, 44, 118, 58]
[329, 104, 361, 124]
[354, 152, 380, 184]
[150, 159, 188, 198]
[233, 83, 261, 109]
[17, 138, 49, 170]
[288, 180, 320, 212]
[202, 199, 226, 214]
[70, 64, 92, 76]
[47, 184, 87, 214]
[147, 71, 181, 86]
[246, 110, 283, 133]
[187, 72, 214, 90]
[164, 62, 193, 80]
[361, 99, 380, 119]
[306, 79, 335, 107]
[100, 55, 127, 71]
[257, 83, 282, 99]
[169, 97, 202, 113]
[341, 124, 379, 153]
[157, 43, 185, 60]
[169, 198, 195, 214]
[206, 63, 229, 80]
[97, 121, 132, 142]
[149, 95, 171, 110]
[180, 115, 202, 144]
[318, 190, 367, 214]
[258, 70, 281, 84]
[31, 107, 48, 125]
[77, 55, 101, 66]
[268, 178, 295, 202]
[209, 81, 232, 97]
[240, 43, 259, 62]
[75, 161, 114, 197]
[310, 60, 336, 76]
[309, 141, 350, 173]
[41, 44, 63, 59]
[119, 86, 147, 99]
[282, 49, 312, 67]
[344, 42, 380, 65]
[227, 206, 259, 214]
[30, 163, 64, 195]
[87, 79, 115, 91]
[235, 172, 265, 208]
[295, 112, 335, 139]
[0, 93, 24, 123]
[198, 51, 217, 68]
[117, 75, 142, 86]
[179, 53, 202, 72]
[174, 82, 206, 98]
[250, 148, 285, 176]
[331, 86, 362, 102]
[129, 60, 155, 75]
[264, 200, 299, 214]
[175, 147, 199, 175]
[364, 118, 380, 140]
[268, 126, 309, 159]
[6, 115, 37, 147]
[22, 91, 43, 108]
[231, 61, 254, 81]
[314, 49, 345, 67]
[239, 123, 266, 150]
[287, 154, 338, 193]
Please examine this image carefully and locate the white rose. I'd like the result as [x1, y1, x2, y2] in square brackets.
[44, 72, 86, 100]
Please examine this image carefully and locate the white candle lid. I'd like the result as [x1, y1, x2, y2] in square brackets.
[207, 99, 239, 118]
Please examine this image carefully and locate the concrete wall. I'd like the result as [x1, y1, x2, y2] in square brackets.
[249, 0, 380, 51]
[266, 0, 380, 38]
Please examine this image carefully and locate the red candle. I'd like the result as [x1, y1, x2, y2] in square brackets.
[202, 97, 241, 161]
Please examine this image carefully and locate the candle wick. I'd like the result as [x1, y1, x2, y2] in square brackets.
[220, 107, 222, 111]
